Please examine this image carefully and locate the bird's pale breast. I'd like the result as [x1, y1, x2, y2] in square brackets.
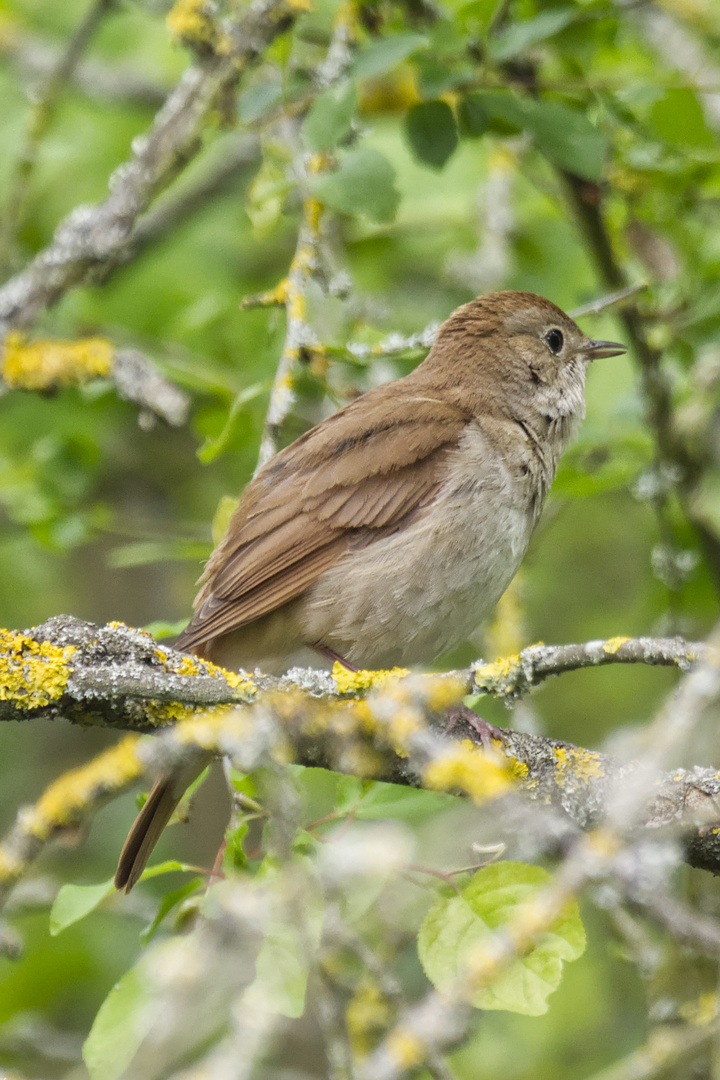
[298, 419, 545, 668]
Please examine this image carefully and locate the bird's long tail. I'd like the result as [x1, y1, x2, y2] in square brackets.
[114, 758, 209, 892]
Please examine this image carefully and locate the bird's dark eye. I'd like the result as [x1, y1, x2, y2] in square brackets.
[544, 329, 564, 355]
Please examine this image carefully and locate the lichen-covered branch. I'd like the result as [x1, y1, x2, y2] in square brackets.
[1, 616, 720, 904]
[248, 3, 358, 468]
[0, 616, 701, 728]
[359, 622, 720, 1080]
[0, 735, 142, 895]
[251, 169, 329, 469]
[1, 334, 190, 425]
[0, 0, 306, 334]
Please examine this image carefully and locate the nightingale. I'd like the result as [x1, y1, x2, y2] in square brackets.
[115, 290, 625, 891]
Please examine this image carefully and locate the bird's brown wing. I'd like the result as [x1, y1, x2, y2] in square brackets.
[176, 387, 469, 651]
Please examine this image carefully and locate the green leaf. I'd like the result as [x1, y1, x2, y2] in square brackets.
[247, 154, 293, 234]
[197, 381, 270, 464]
[140, 858, 196, 881]
[354, 780, 455, 822]
[474, 90, 525, 135]
[418, 862, 586, 1015]
[107, 539, 209, 568]
[489, 8, 576, 63]
[554, 436, 652, 498]
[523, 100, 607, 181]
[649, 89, 716, 149]
[333, 774, 366, 815]
[454, 0, 500, 37]
[50, 878, 114, 936]
[302, 81, 357, 152]
[353, 33, 429, 80]
[458, 93, 489, 138]
[405, 100, 459, 170]
[237, 81, 283, 124]
[140, 877, 204, 945]
[465, 92, 607, 180]
[83, 967, 155, 1080]
[311, 148, 400, 223]
[144, 617, 189, 640]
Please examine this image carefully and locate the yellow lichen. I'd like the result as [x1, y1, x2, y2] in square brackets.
[424, 739, 510, 803]
[174, 705, 252, 751]
[554, 746, 605, 786]
[505, 755, 529, 781]
[603, 636, 630, 655]
[332, 663, 410, 694]
[680, 992, 718, 1026]
[3, 333, 114, 390]
[0, 847, 23, 881]
[287, 287, 306, 323]
[25, 735, 142, 840]
[0, 630, 76, 710]
[473, 654, 521, 688]
[153, 644, 256, 696]
[145, 700, 202, 728]
[166, 0, 219, 46]
[176, 652, 257, 695]
[387, 708, 420, 751]
[386, 1028, 425, 1070]
[346, 978, 392, 1058]
[425, 673, 466, 713]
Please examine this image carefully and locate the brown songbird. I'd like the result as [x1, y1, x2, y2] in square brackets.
[115, 290, 625, 890]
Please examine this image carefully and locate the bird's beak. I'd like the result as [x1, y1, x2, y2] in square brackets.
[582, 338, 627, 360]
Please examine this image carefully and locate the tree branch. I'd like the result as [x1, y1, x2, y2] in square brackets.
[1, 615, 720, 906]
[0, 0, 305, 334]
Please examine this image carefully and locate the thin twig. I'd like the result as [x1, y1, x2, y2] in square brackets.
[561, 171, 720, 590]
[254, 166, 327, 469]
[251, 2, 358, 469]
[0, 23, 168, 108]
[570, 282, 649, 318]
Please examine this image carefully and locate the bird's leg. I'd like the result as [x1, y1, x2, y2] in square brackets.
[313, 642, 359, 672]
[445, 704, 505, 751]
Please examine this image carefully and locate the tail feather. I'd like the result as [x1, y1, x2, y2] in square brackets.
[114, 759, 209, 892]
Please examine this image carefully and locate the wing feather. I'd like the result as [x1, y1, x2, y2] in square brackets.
[176, 384, 469, 653]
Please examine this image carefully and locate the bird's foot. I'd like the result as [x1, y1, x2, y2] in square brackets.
[445, 704, 505, 751]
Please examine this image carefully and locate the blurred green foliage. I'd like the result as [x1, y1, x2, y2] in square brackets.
[1, 0, 720, 1075]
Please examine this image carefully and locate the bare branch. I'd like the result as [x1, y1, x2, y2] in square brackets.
[0, 21, 167, 108]
[0, 0, 305, 334]
[569, 282, 649, 318]
[113, 348, 190, 427]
